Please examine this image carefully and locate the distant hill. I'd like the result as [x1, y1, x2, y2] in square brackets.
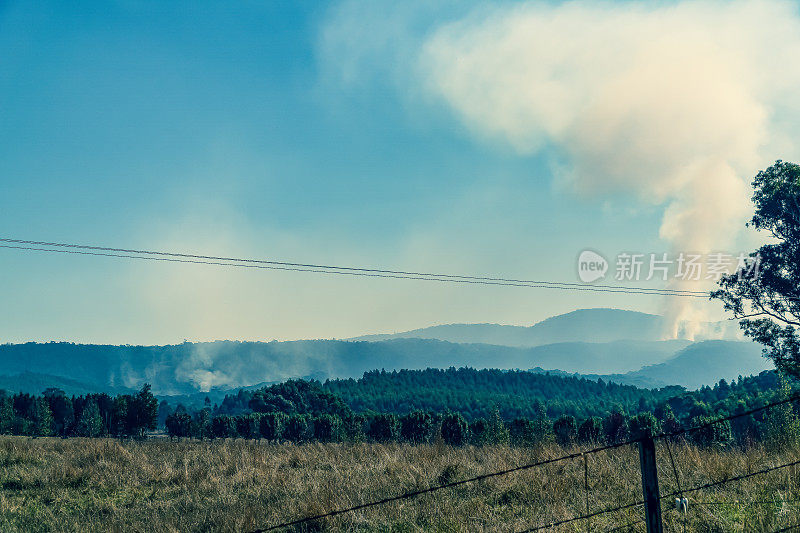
[537, 340, 773, 390]
[620, 340, 771, 390]
[0, 336, 766, 394]
[521, 339, 689, 374]
[0, 309, 763, 395]
[0, 371, 133, 396]
[351, 308, 663, 345]
[351, 308, 738, 346]
[0, 338, 668, 394]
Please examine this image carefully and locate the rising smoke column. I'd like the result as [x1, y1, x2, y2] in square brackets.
[419, 0, 800, 337]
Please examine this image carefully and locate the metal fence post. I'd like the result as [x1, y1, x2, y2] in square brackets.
[638, 436, 663, 533]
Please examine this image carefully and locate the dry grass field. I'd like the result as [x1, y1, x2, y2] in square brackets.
[0, 435, 798, 532]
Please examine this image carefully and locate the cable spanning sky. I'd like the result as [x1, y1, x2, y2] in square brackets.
[2, 1, 799, 344]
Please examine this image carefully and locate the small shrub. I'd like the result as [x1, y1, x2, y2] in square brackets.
[440, 413, 469, 446]
[367, 414, 399, 442]
[553, 415, 577, 446]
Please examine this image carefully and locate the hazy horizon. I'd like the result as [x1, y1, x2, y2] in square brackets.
[1, 307, 744, 346]
[4, 0, 800, 344]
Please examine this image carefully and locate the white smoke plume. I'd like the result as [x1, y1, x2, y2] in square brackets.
[417, 0, 800, 337]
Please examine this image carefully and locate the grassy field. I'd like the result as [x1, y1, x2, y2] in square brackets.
[0, 436, 798, 532]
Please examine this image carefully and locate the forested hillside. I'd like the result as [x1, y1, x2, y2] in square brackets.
[208, 368, 682, 420]
[326, 368, 788, 425]
[214, 366, 787, 426]
[0, 366, 794, 451]
[0, 334, 768, 395]
[201, 369, 796, 447]
[321, 368, 682, 420]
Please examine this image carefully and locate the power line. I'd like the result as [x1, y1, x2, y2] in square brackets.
[2, 237, 709, 293]
[0, 244, 705, 296]
[0, 238, 710, 297]
[0, 240, 795, 529]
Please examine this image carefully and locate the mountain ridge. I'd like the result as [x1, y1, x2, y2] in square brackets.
[0, 309, 764, 394]
[350, 308, 739, 346]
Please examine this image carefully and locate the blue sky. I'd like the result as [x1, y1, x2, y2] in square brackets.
[2, 0, 796, 344]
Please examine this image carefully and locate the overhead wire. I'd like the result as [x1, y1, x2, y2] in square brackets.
[0, 238, 711, 297]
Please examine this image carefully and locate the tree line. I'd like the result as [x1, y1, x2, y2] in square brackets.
[216, 367, 684, 421]
[0, 384, 158, 438]
[164, 372, 799, 448]
[1, 369, 797, 450]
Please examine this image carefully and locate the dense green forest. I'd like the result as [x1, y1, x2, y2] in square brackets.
[168, 370, 800, 447]
[0, 385, 159, 438]
[214, 367, 685, 419]
[323, 367, 683, 419]
[2, 366, 795, 450]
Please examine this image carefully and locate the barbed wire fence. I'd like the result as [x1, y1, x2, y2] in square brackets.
[250, 393, 800, 533]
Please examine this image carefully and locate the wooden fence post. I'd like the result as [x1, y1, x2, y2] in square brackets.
[638, 436, 663, 533]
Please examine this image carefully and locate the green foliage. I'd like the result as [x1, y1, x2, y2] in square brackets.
[341, 413, 365, 442]
[235, 414, 258, 440]
[165, 409, 192, 439]
[76, 400, 103, 437]
[284, 414, 311, 442]
[259, 412, 287, 441]
[487, 409, 510, 445]
[553, 415, 577, 446]
[763, 376, 800, 450]
[211, 415, 236, 439]
[111, 395, 128, 437]
[602, 412, 629, 444]
[33, 399, 53, 437]
[323, 368, 681, 421]
[440, 413, 469, 446]
[44, 389, 73, 437]
[629, 413, 661, 440]
[0, 367, 797, 452]
[125, 385, 158, 438]
[468, 418, 490, 445]
[367, 413, 399, 442]
[400, 410, 435, 444]
[204, 373, 800, 448]
[656, 404, 682, 436]
[712, 161, 800, 378]
[193, 408, 211, 440]
[0, 397, 13, 434]
[577, 417, 602, 444]
[312, 414, 342, 442]
[690, 416, 733, 448]
[509, 418, 538, 447]
[247, 379, 352, 418]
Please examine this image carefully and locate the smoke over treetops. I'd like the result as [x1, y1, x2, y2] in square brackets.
[413, 0, 800, 335]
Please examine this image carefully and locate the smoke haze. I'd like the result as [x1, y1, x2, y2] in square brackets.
[414, 0, 800, 335]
